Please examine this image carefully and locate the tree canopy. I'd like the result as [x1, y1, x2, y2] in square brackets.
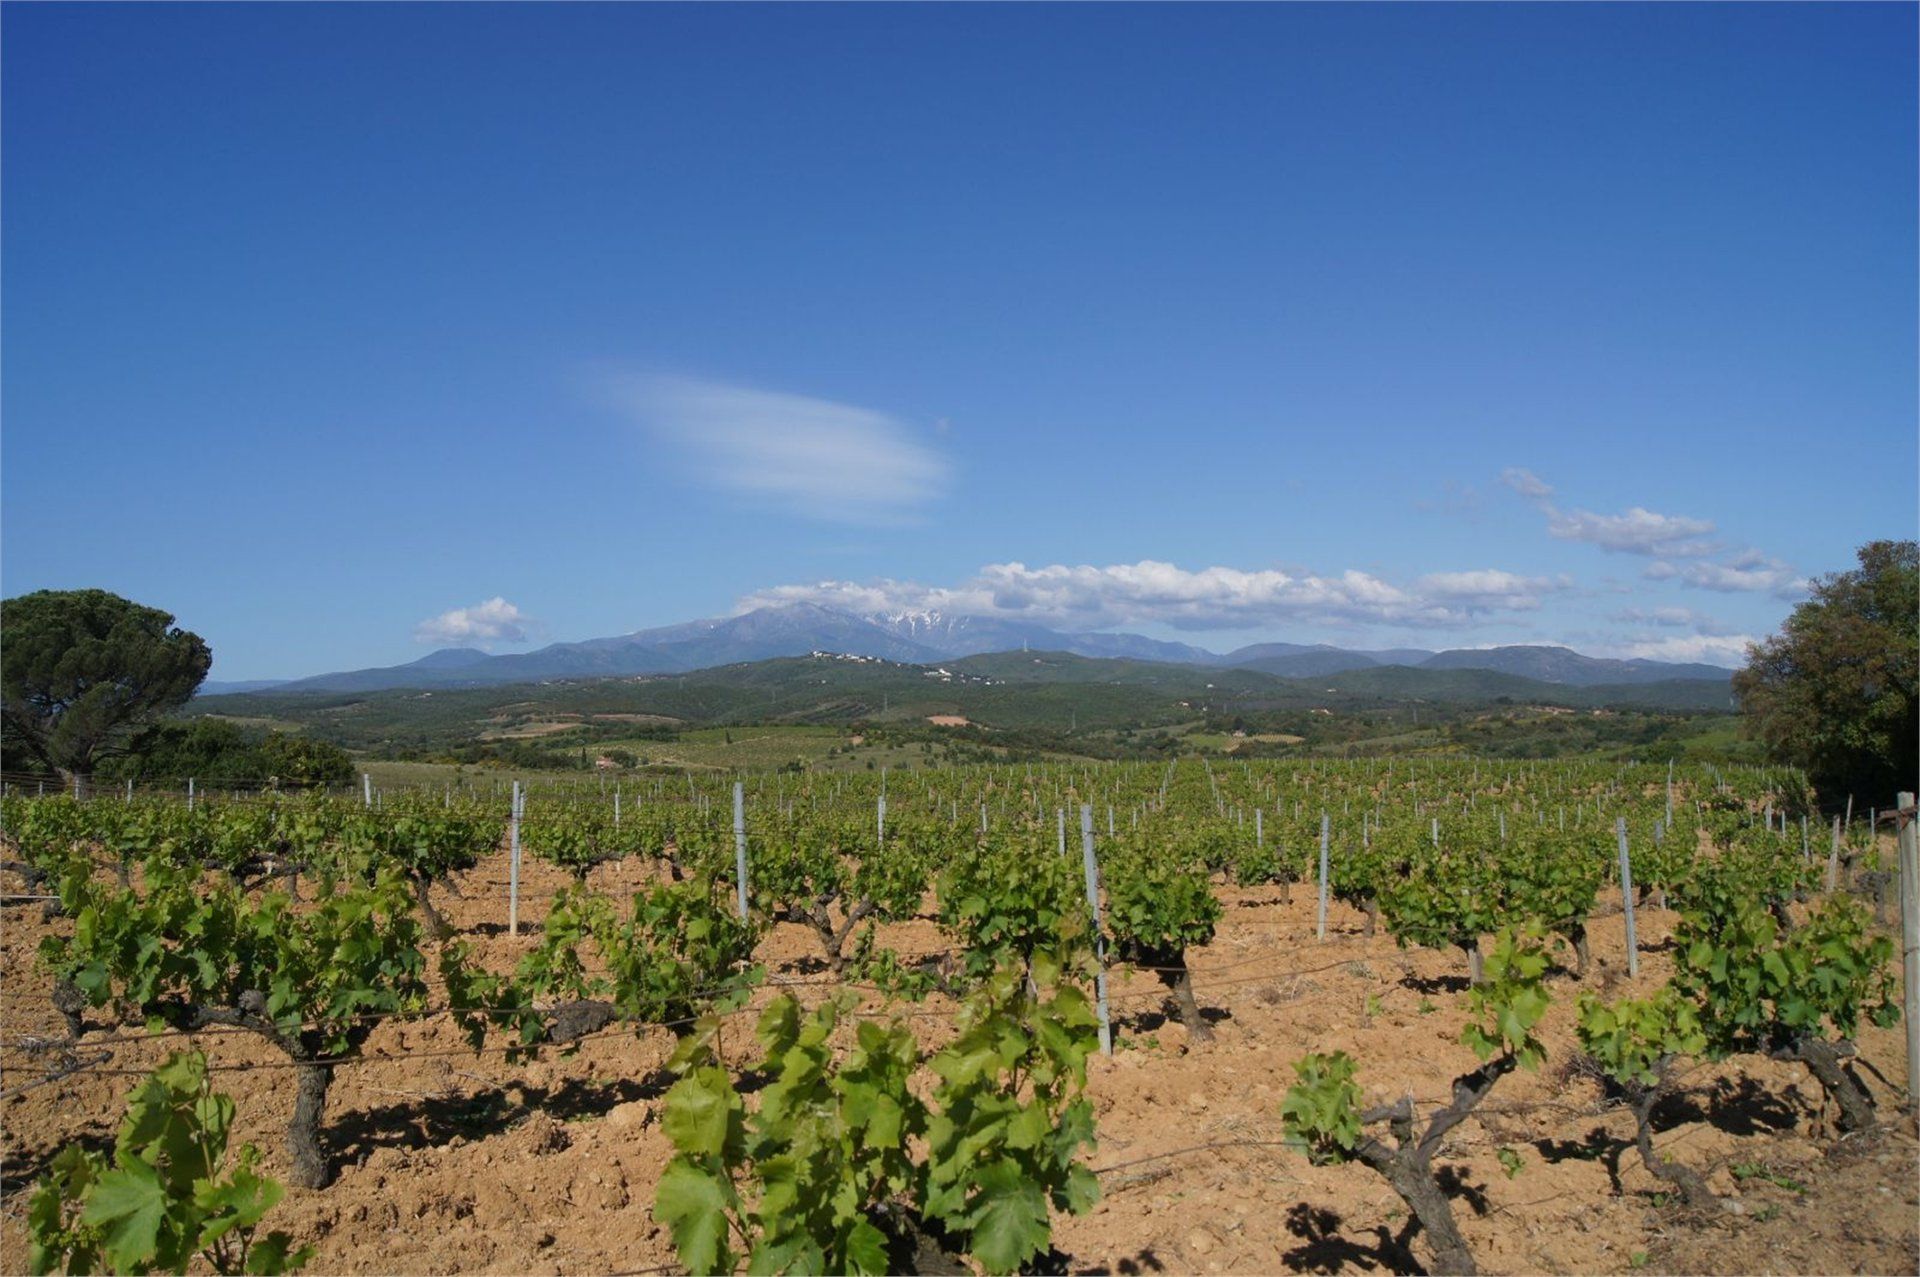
[1732, 540, 1918, 808]
[99, 718, 355, 788]
[1, 589, 212, 786]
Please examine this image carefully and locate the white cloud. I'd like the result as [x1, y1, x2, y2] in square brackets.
[1545, 507, 1718, 557]
[1500, 467, 1717, 556]
[602, 374, 949, 524]
[414, 597, 537, 646]
[1611, 605, 1738, 635]
[1499, 467, 1555, 500]
[741, 559, 1568, 632]
[1417, 569, 1572, 609]
[1604, 633, 1757, 667]
[1644, 553, 1807, 598]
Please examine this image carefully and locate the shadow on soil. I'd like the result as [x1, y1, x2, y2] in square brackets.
[1535, 1125, 1628, 1194]
[1120, 1005, 1234, 1036]
[1529, 1075, 1803, 1196]
[1668, 1075, 1803, 1137]
[1074, 1246, 1169, 1274]
[1400, 971, 1472, 996]
[1280, 1202, 1423, 1273]
[329, 1067, 674, 1168]
[1, 1128, 116, 1199]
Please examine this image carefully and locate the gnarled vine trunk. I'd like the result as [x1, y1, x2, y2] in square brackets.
[289, 1061, 334, 1189]
[52, 977, 86, 1039]
[1782, 1035, 1876, 1133]
[806, 897, 875, 974]
[1153, 946, 1211, 1043]
[409, 872, 450, 940]
[191, 998, 349, 1190]
[1347, 1055, 1517, 1276]
[1357, 1142, 1476, 1275]
[1631, 1090, 1715, 1209]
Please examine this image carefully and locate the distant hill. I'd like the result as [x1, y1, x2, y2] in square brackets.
[193, 646, 1738, 758]
[1418, 645, 1733, 686]
[1220, 642, 1436, 668]
[265, 603, 939, 693]
[198, 679, 292, 696]
[409, 647, 491, 669]
[226, 604, 1734, 697]
[1228, 649, 1387, 678]
[864, 610, 1222, 664]
[948, 650, 1276, 695]
[1307, 663, 1736, 711]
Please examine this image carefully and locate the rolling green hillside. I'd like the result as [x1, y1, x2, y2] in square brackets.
[187, 649, 1738, 764]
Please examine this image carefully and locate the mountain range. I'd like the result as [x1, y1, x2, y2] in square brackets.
[197, 603, 1735, 696]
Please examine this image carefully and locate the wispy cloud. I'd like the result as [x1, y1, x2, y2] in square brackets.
[1644, 552, 1808, 598]
[1610, 605, 1739, 635]
[740, 559, 1570, 631]
[1501, 466, 1717, 556]
[1501, 467, 1804, 599]
[602, 374, 950, 524]
[1498, 467, 1555, 501]
[1418, 569, 1573, 610]
[414, 597, 537, 647]
[1546, 507, 1718, 557]
[1602, 632, 1757, 666]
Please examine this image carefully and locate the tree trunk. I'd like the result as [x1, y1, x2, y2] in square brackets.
[1160, 947, 1212, 1043]
[409, 873, 451, 940]
[809, 913, 847, 973]
[1355, 1141, 1477, 1275]
[1789, 1037, 1876, 1133]
[52, 977, 86, 1038]
[288, 1062, 334, 1189]
[1362, 896, 1379, 938]
[1465, 941, 1484, 986]
[1346, 1058, 1513, 1277]
[807, 898, 874, 975]
[1632, 1093, 1715, 1209]
[1570, 924, 1590, 980]
[1768, 897, 1795, 934]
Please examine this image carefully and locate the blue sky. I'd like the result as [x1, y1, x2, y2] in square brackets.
[4, 3, 1913, 680]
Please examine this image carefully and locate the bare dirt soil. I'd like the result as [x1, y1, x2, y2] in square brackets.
[3, 849, 1914, 1276]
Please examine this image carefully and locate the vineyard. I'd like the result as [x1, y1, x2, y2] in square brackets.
[1, 758, 1914, 1276]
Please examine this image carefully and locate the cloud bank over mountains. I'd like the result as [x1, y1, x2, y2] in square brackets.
[739, 559, 1574, 633]
[412, 466, 1801, 670]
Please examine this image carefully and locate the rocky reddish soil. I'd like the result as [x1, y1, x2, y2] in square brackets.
[3, 848, 1915, 1275]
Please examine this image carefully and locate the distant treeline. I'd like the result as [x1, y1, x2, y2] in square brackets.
[1, 718, 354, 787]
